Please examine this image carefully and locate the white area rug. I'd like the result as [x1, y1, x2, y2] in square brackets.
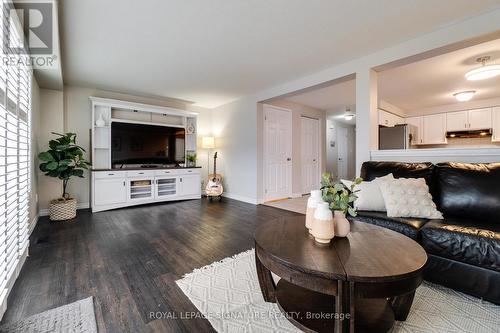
[176, 250, 500, 333]
[0, 297, 97, 333]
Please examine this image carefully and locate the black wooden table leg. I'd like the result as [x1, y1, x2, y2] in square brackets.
[255, 246, 276, 303]
[390, 290, 416, 321]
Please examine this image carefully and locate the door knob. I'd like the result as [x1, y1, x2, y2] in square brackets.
[287, 158, 291, 161]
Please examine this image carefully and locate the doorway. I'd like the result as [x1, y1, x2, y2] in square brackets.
[301, 116, 320, 193]
[263, 104, 292, 201]
[337, 127, 348, 179]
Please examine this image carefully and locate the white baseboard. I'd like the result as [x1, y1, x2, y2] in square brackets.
[222, 193, 258, 205]
[39, 202, 90, 217]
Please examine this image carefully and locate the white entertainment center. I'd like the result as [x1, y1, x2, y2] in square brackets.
[90, 97, 201, 213]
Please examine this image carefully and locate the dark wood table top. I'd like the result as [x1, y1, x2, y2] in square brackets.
[255, 216, 427, 283]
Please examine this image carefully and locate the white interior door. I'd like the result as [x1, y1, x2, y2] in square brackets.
[301, 117, 320, 194]
[264, 105, 292, 201]
[337, 127, 348, 180]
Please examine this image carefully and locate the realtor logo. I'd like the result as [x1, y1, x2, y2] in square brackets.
[2, 0, 56, 68]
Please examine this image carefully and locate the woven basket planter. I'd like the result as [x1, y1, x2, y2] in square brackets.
[49, 198, 77, 221]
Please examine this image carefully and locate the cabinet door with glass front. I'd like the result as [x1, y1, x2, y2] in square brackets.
[155, 176, 179, 199]
[127, 177, 155, 202]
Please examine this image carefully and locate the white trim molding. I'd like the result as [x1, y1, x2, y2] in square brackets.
[222, 192, 258, 205]
[371, 148, 500, 164]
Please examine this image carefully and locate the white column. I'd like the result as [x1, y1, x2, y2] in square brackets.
[355, 68, 378, 177]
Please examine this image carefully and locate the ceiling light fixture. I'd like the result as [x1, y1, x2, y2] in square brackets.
[465, 56, 500, 81]
[343, 107, 355, 120]
[453, 91, 475, 102]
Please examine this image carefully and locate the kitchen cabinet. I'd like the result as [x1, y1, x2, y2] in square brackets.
[446, 111, 468, 132]
[446, 108, 491, 131]
[493, 107, 500, 142]
[405, 116, 422, 145]
[379, 109, 404, 127]
[422, 114, 447, 145]
[468, 108, 491, 130]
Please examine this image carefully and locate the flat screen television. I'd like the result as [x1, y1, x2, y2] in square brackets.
[111, 122, 185, 167]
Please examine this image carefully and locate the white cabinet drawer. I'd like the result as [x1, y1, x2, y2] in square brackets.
[182, 168, 200, 175]
[93, 171, 126, 179]
[126, 170, 156, 177]
[155, 169, 179, 176]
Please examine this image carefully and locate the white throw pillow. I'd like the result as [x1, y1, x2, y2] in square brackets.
[341, 174, 394, 212]
[377, 177, 443, 219]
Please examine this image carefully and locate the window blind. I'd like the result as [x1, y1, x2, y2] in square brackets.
[0, 2, 31, 304]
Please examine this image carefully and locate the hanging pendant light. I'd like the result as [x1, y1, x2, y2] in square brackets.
[465, 56, 500, 81]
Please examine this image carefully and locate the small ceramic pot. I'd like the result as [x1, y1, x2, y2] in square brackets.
[312, 202, 335, 243]
[334, 211, 350, 237]
[305, 190, 323, 233]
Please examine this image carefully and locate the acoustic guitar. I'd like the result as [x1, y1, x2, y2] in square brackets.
[205, 152, 223, 200]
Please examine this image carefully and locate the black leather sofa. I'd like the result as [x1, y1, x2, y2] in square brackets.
[350, 161, 500, 304]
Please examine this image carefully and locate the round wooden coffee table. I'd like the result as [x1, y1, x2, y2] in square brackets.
[254, 216, 427, 333]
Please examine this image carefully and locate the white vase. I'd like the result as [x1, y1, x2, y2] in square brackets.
[334, 211, 350, 237]
[305, 190, 323, 233]
[96, 113, 106, 127]
[312, 202, 335, 244]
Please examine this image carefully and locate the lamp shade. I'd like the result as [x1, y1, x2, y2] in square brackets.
[202, 136, 215, 149]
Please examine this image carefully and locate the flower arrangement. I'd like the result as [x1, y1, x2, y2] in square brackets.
[320, 173, 362, 217]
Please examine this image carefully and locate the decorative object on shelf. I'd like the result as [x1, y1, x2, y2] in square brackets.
[95, 112, 106, 127]
[305, 190, 322, 233]
[205, 152, 223, 200]
[311, 202, 334, 243]
[39, 133, 91, 221]
[186, 152, 197, 167]
[186, 123, 196, 134]
[321, 173, 362, 237]
[465, 56, 500, 81]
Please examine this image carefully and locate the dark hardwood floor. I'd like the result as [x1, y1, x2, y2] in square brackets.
[1, 198, 301, 332]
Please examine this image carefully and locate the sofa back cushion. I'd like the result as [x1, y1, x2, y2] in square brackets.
[436, 162, 500, 222]
[360, 161, 435, 193]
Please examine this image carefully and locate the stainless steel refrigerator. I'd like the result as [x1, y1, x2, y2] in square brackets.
[379, 124, 413, 150]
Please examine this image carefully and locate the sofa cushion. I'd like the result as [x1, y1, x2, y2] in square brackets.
[360, 161, 436, 197]
[349, 211, 430, 240]
[435, 162, 500, 223]
[421, 218, 500, 272]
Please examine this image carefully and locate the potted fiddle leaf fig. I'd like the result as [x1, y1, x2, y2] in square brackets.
[321, 173, 362, 237]
[39, 132, 91, 221]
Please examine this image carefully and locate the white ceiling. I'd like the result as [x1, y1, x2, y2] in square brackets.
[379, 38, 500, 111]
[284, 79, 356, 124]
[59, 0, 500, 108]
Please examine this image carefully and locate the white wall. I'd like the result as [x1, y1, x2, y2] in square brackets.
[211, 97, 258, 203]
[37, 89, 64, 212]
[209, 8, 500, 201]
[36, 85, 212, 213]
[263, 100, 326, 197]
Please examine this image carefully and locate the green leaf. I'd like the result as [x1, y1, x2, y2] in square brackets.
[38, 152, 54, 161]
[45, 161, 58, 170]
[347, 207, 357, 217]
